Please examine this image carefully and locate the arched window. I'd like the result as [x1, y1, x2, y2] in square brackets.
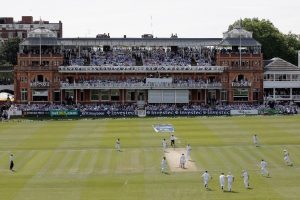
[37, 75, 44, 82]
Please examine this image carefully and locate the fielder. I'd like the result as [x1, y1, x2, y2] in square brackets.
[227, 172, 234, 192]
[202, 170, 212, 189]
[115, 138, 121, 151]
[162, 138, 167, 152]
[161, 156, 167, 173]
[283, 149, 293, 166]
[170, 134, 176, 149]
[179, 153, 186, 169]
[219, 173, 225, 191]
[241, 170, 250, 189]
[186, 144, 191, 161]
[260, 159, 269, 177]
[9, 154, 14, 172]
[253, 134, 259, 147]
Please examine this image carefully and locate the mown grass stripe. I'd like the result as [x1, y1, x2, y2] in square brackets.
[100, 149, 113, 174]
[14, 150, 37, 172]
[220, 146, 246, 169]
[36, 150, 62, 176]
[84, 149, 99, 175]
[68, 150, 86, 174]
[52, 150, 75, 175]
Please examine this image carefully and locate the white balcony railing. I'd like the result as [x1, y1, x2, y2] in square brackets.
[231, 82, 252, 87]
[30, 82, 50, 88]
[264, 81, 300, 88]
[58, 65, 225, 73]
[0, 84, 14, 91]
[269, 95, 300, 101]
[60, 82, 223, 90]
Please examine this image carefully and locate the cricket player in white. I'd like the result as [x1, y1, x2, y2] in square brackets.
[162, 138, 167, 152]
[115, 138, 121, 151]
[186, 144, 191, 161]
[179, 154, 186, 169]
[283, 149, 293, 166]
[241, 170, 249, 189]
[161, 157, 167, 173]
[253, 134, 259, 147]
[219, 173, 225, 191]
[227, 172, 234, 192]
[260, 159, 269, 177]
[202, 171, 212, 189]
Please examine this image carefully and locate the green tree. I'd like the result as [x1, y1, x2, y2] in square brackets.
[0, 38, 21, 65]
[229, 18, 300, 65]
[0, 42, 5, 65]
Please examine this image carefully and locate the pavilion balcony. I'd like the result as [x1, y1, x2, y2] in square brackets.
[30, 81, 50, 88]
[264, 81, 300, 88]
[58, 66, 225, 73]
[60, 82, 223, 90]
[231, 81, 252, 87]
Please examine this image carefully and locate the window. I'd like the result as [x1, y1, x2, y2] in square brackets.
[126, 90, 136, 101]
[54, 76, 60, 82]
[265, 74, 274, 81]
[292, 74, 300, 81]
[197, 91, 201, 101]
[111, 90, 120, 101]
[21, 88, 27, 101]
[21, 76, 27, 83]
[137, 91, 145, 101]
[80, 91, 84, 101]
[253, 89, 259, 101]
[221, 90, 227, 101]
[53, 91, 60, 102]
[233, 89, 248, 101]
[101, 90, 110, 101]
[37, 75, 44, 82]
[32, 61, 39, 66]
[91, 90, 99, 101]
[222, 75, 228, 82]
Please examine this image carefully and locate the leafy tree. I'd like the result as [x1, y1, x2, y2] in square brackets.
[0, 43, 5, 65]
[0, 38, 21, 65]
[229, 18, 300, 65]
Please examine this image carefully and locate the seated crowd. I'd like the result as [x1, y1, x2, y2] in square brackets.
[0, 78, 13, 85]
[10, 102, 298, 115]
[61, 47, 216, 67]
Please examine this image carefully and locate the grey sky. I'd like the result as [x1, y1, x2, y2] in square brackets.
[3, 0, 300, 38]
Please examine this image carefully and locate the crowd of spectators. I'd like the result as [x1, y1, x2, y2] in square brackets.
[21, 47, 61, 56]
[10, 102, 299, 115]
[14, 104, 78, 111]
[219, 48, 260, 55]
[61, 47, 216, 67]
[0, 77, 13, 85]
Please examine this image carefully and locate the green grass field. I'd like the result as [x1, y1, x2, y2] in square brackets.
[0, 115, 300, 200]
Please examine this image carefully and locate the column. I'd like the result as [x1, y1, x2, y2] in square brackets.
[60, 89, 63, 104]
[204, 90, 207, 105]
[75, 89, 78, 105]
